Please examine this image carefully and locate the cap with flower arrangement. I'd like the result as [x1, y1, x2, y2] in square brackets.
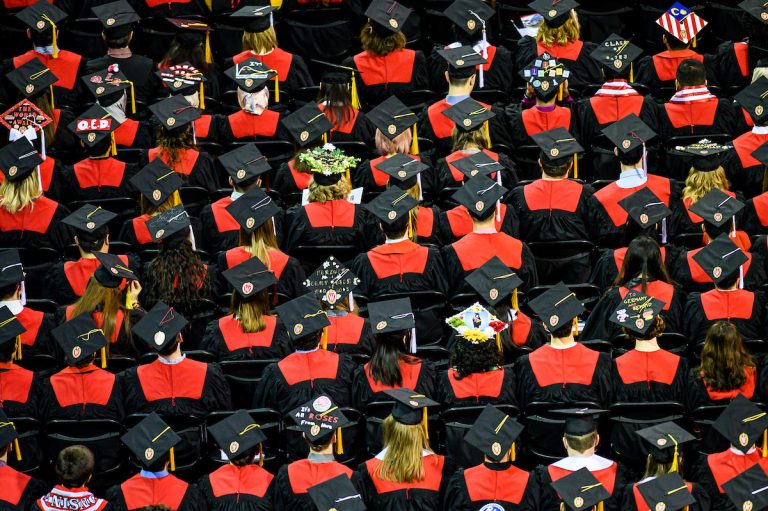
[446, 302, 509, 352]
[298, 143, 360, 186]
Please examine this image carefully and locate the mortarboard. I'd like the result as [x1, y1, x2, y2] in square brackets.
[132, 301, 188, 352]
[637, 473, 696, 511]
[0, 250, 24, 288]
[91, 0, 140, 38]
[465, 256, 523, 307]
[315, 59, 363, 110]
[527, 282, 585, 332]
[68, 105, 121, 152]
[165, 18, 212, 64]
[442, 97, 494, 132]
[375, 153, 427, 190]
[226, 186, 280, 234]
[366, 95, 418, 141]
[365, 0, 412, 34]
[739, 0, 768, 25]
[0, 138, 42, 183]
[157, 63, 207, 103]
[230, 4, 277, 33]
[281, 103, 333, 147]
[554, 408, 605, 436]
[149, 95, 200, 132]
[308, 474, 366, 511]
[122, 413, 181, 469]
[218, 143, 271, 184]
[446, 302, 508, 350]
[531, 127, 583, 176]
[464, 404, 523, 462]
[735, 77, 768, 125]
[16, 1, 66, 58]
[6, 58, 58, 100]
[0, 99, 52, 140]
[223, 60, 277, 94]
[297, 145, 359, 186]
[436, 46, 487, 78]
[451, 151, 504, 180]
[636, 421, 695, 468]
[368, 298, 415, 334]
[608, 289, 665, 336]
[655, 3, 707, 45]
[364, 186, 418, 225]
[81, 66, 136, 114]
[688, 188, 744, 229]
[275, 293, 330, 341]
[692, 233, 749, 285]
[62, 204, 116, 236]
[713, 394, 768, 454]
[145, 205, 191, 243]
[723, 463, 768, 511]
[617, 187, 672, 229]
[451, 175, 507, 220]
[521, 53, 570, 100]
[303, 256, 360, 309]
[0, 409, 21, 460]
[589, 34, 643, 76]
[678, 139, 731, 171]
[444, 0, 495, 36]
[129, 159, 183, 207]
[51, 313, 108, 365]
[288, 395, 349, 445]
[207, 410, 267, 462]
[384, 388, 438, 433]
[222, 257, 276, 300]
[550, 467, 611, 511]
[93, 251, 136, 289]
[601, 113, 656, 154]
[752, 141, 768, 167]
[0, 306, 25, 351]
[529, 0, 579, 28]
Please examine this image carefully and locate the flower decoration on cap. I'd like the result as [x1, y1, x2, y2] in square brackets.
[298, 143, 360, 185]
[446, 303, 508, 349]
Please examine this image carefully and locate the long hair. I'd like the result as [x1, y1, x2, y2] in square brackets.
[615, 235, 673, 290]
[360, 22, 406, 57]
[242, 27, 278, 54]
[368, 331, 418, 387]
[450, 339, 503, 379]
[156, 125, 197, 175]
[239, 221, 279, 269]
[375, 129, 411, 156]
[377, 416, 429, 483]
[231, 290, 269, 333]
[71, 277, 130, 343]
[31, 92, 56, 146]
[0, 172, 41, 214]
[536, 11, 581, 47]
[144, 240, 210, 315]
[452, 126, 490, 152]
[307, 176, 351, 203]
[160, 39, 209, 75]
[682, 167, 730, 204]
[139, 194, 179, 216]
[642, 455, 680, 479]
[318, 83, 354, 127]
[698, 321, 755, 391]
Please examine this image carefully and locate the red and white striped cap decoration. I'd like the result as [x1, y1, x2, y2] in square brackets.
[655, 3, 707, 44]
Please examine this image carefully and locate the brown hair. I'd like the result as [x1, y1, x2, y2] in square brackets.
[682, 167, 730, 203]
[240, 220, 279, 269]
[231, 290, 269, 334]
[139, 192, 180, 216]
[360, 22, 406, 56]
[452, 126, 490, 152]
[375, 129, 412, 156]
[642, 455, 680, 479]
[55, 445, 95, 488]
[377, 416, 430, 483]
[242, 27, 278, 54]
[71, 277, 131, 344]
[698, 321, 755, 391]
[624, 315, 666, 342]
[307, 176, 351, 203]
[156, 125, 197, 175]
[564, 431, 597, 453]
[536, 11, 581, 47]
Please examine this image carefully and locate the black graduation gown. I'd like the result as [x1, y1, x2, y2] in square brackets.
[199, 196, 242, 254]
[670, 193, 746, 238]
[621, 480, 710, 511]
[273, 460, 359, 511]
[8, 51, 83, 110]
[117, 214, 203, 247]
[352, 154, 437, 202]
[231, 49, 314, 95]
[713, 41, 753, 91]
[272, 160, 309, 202]
[113, 118, 154, 149]
[84, 54, 160, 105]
[440, 232, 538, 297]
[199, 314, 292, 362]
[358, 453, 454, 511]
[57, 305, 144, 359]
[192, 114, 221, 145]
[428, 44, 517, 94]
[0, 466, 47, 511]
[672, 246, 767, 293]
[27, 156, 65, 203]
[723, 131, 768, 199]
[588, 245, 680, 293]
[419, 100, 502, 159]
[283, 200, 367, 253]
[435, 366, 516, 408]
[12, 306, 56, 360]
[692, 449, 766, 511]
[342, 49, 429, 108]
[60, 157, 139, 202]
[355, 206, 447, 248]
[443, 462, 540, 511]
[216, 109, 284, 143]
[39, 364, 124, 423]
[502, 103, 576, 150]
[536, 459, 630, 511]
[105, 473, 207, 511]
[684, 289, 767, 345]
[434, 149, 518, 196]
[324, 313, 375, 356]
[198, 464, 274, 511]
[0, 362, 39, 419]
[658, 97, 740, 139]
[135, 0, 207, 17]
[351, 357, 436, 410]
[510, 179, 593, 243]
[47, 253, 140, 306]
[743, 193, 768, 235]
[686, 367, 760, 412]
[253, 349, 355, 415]
[634, 50, 719, 91]
[515, 37, 603, 93]
[215, 247, 305, 301]
[320, 104, 373, 145]
[147, 148, 220, 193]
[0, 197, 72, 251]
[581, 282, 686, 341]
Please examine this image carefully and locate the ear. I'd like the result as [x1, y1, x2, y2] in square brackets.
[594, 433, 600, 448]
[228, 176, 234, 188]
[444, 70, 450, 84]
[613, 147, 619, 157]
[562, 437, 569, 450]
[26, 28, 32, 40]
[74, 235, 80, 246]
[538, 158, 543, 170]
[104, 233, 110, 246]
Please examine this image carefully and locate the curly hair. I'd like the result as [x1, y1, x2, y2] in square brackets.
[307, 176, 351, 203]
[698, 321, 755, 392]
[360, 22, 406, 56]
[156, 125, 198, 175]
[623, 315, 666, 342]
[143, 240, 211, 316]
[682, 167, 730, 204]
[536, 11, 581, 47]
[449, 338, 503, 379]
[452, 126, 490, 152]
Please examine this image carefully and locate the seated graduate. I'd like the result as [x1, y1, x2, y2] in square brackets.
[0, 411, 47, 510]
[358, 389, 454, 510]
[307, 475, 365, 511]
[199, 410, 274, 510]
[516, 284, 612, 411]
[316, 63, 373, 144]
[743, 144, 768, 235]
[549, 467, 613, 511]
[351, 298, 434, 409]
[217, 61, 283, 143]
[303, 256, 375, 355]
[36, 445, 108, 511]
[722, 463, 768, 511]
[157, 63, 219, 145]
[159, 19, 219, 97]
[43, 313, 123, 423]
[692, 396, 768, 511]
[105, 413, 205, 511]
[200, 257, 291, 362]
[274, 396, 359, 511]
[253, 294, 355, 415]
[444, 405, 539, 510]
[0, 306, 39, 420]
[724, 79, 768, 198]
[536, 409, 630, 511]
[437, 303, 516, 408]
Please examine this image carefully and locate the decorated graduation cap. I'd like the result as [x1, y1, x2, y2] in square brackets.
[637, 472, 696, 511]
[723, 462, 768, 511]
[529, 0, 579, 28]
[208, 410, 267, 463]
[6, 58, 57, 102]
[367, 95, 419, 153]
[222, 256, 276, 301]
[385, 388, 438, 439]
[51, 313, 108, 366]
[445, 0, 495, 36]
[166, 18, 213, 64]
[531, 127, 583, 177]
[122, 413, 181, 470]
[226, 186, 280, 234]
[91, 0, 140, 38]
[81, 66, 136, 114]
[62, 204, 116, 236]
[0, 306, 25, 362]
[149, 95, 200, 132]
[308, 474, 366, 511]
[451, 175, 507, 220]
[618, 187, 672, 233]
[528, 282, 584, 333]
[442, 97, 494, 134]
[0, 99, 52, 145]
[289, 395, 349, 453]
[224, 60, 277, 94]
[521, 52, 570, 101]
[554, 408, 605, 436]
[602, 113, 657, 154]
[437, 45, 487, 79]
[735, 77, 768, 125]
[0, 249, 24, 288]
[464, 404, 523, 462]
[93, 251, 136, 289]
[275, 293, 330, 341]
[608, 289, 665, 336]
[364, 186, 418, 226]
[230, 4, 277, 33]
[297, 144, 360, 186]
[692, 233, 749, 286]
[130, 159, 183, 207]
[68, 105, 121, 154]
[0, 138, 42, 183]
[656, 3, 708, 46]
[375, 153, 427, 191]
[365, 0, 412, 34]
[688, 188, 744, 230]
[145, 205, 191, 244]
[678, 139, 731, 171]
[589, 33, 642, 79]
[0, 409, 21, 461]
[303, 256, 360, 309]
[282, 103, 333, 147]
[713, 394, 768, 455]
[16, 1, 66, 58]
[636, 421, 695, 471]
[157, 63, 207, 108]
[132, 301, 188, 352]
[315, 59, 363, 111]
[465, 256, 523, 307]
[452, 151, 504, 181]
[551, 467, 611, 511]
[446, 302, 508, 351]
[739, 0, 768, 24]
[218, 143, 271, 185]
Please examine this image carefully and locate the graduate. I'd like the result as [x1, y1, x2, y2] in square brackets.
[0, 410, 47, 510]
[253, 294, 356, 415]
[549, 468, 612, 511]
[105, 413, 206, 511]
[159, 18, 220, 101]
[157, 63, 218, 144]
[198, 410, 275, 510]
[0, 306, 39, 419]
[516, 284, 612, 411]
[200, 257, 291, 362]
[440, 176, 538, 297]
[36, 445, 109, 511]
[511, 128, 592, 243]
[316, 62, 373, 144]
[303, 256, 375, 355]
[444, 405, 539, 510]
[725, 77, 768, 198]
[307, 475, 365, 511]
[722, 462, 768, 511]
[217, 60, 283, 142]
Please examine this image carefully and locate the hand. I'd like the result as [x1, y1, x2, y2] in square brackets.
[129, 280, 142, 303]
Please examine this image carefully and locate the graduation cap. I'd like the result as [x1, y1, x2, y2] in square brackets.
[589, 34, 643, 77]
[529, 0, 579, 28]
[364, 186, 418, 226]
[149, 95, 200, 132]
[608, 289, 665, 336]
[51, 313, 108, 366]
[692, 233, 749, 285]
[550, 467, 611, 511]
[288, 395, 349, 447]
[92, 251, 136, 289]
[81, 66, 136, 114]
[367, 95, 418, 142]
[225, 186, 280, 233]
[6, 57, 57, 100]
[297, 145, 360, 186]
[0, 409, 21, 461]
[678, 139, 731, 171]
[222, 256, 276, 301]
[464, 404, 523, 462]
[444, 0, 495, 36]
[637, 473, 696, 511]
[442, 98, 494, 132]
[0, 249, 24, 288]
[437, 46, 487, 79]
[122, 413, 181, 470]
[723, 462, 768, 511]
[218, 143, 270, 185]
[275, 293, 330, 341]
[91, 0, 140, 38]
[62, 204, 116, 237]
[739, 0, 768, 25]
[132, 301, 189, 352]
[165, 18, 213, 65]
[465, 256, 523, 307]
[636, 421, 695, 468]
[0, 99, 52, 139]
[315, 60, 363, 110]
[521, 53, 571, 100]
[713, 394, 768, 454]
[735, 77, 768, 125]
[0, 138, 42, 183]
[230, 4, 277, 33]
[0, 306, 25, 359]
[365, 0, 412, 34]
[527, 282, 585, 332]
[446, 302, 508, 349]
[385, 388, 438, 436]
[554, 408, 605, 436]
[688, 189, 744, 229]
[281, 103, 333, 147]
[655, 3, 708, 45]
[303, 256, 360, 309]
[207, 410, 267, 462]
[368, 297, 415, 334]
[451, 175, 507, 220]
[451, 151, 504, 181]
[308, 474, 366, 511]
[531, 127, 583, 175]
[68, 105, 121, 152]
[129, 159, 183, 207]
[374, 153, 427, 190]
[223, 60, 277, 94]
[157, 63, 207, 99]
[145, 205, 191, 243]
[16, 1, 67, 58]
[753, 141, 768, 167]
[601, 113, 657, 154]
[617, 187, 672, 229]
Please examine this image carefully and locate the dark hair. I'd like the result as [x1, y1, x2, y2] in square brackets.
[55, 445, 95, 488]
[381, 214, 409, 239]
[450, 339, 503, 379]
[158, 337, 181, 357]
[140, 506, 173, 511]
[144, 241, 210, 317]
[76, 227, 109, 253]
[83, 136, 113, 158]
[551, 322, 573, 339]
[617, 146, 644, 166]
[602, 64, 631, 81]
[75, 353, 97, 369]
[615, 235, 673, 288]
[623, 315, 666, 341]
[360, 22, 406, 57]
[230, 446, 259, 467]
[0, 283, 18, 301]
[368, 330, 418, 387]
[541, 159, 571, 178]
[317, 83, 354, 128]
[676, 59, 706, 86]
[144, 453, 171, 473]
[0, 338, 15, 363]
[698, 321, 755, 391]
[293, 331, 322, 351]
[703, 220, 731, 240]
[448, 74, 474, 89]
[715, 270, 741, 290]
[105, 32, 132, 49]
[29, 28, 52, 47]
[160, 39, 209, 76]
[660, 27, 689, 50]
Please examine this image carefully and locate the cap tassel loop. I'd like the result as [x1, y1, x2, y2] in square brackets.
[512, 288, 519, 311]
[101, 347, 107, 369]
[14, 336, 21, 361]
[320, 327, 328, 350]
[204, 31, 213, 64]
[273, 76, 280, 104]
[350, 73, 361, 110]
[258, 442, 264, 466]
[336, 427, 344, 455]
[199, 83, 205, 111]
[13, 437, 21, 462]
[422, 407, 429, 441]
[169, 447, 175, 471]
[762, 429, 767, 458]
[411, 124, 419, 155]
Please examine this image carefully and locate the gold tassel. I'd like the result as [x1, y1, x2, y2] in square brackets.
[125, 285, 133, 310]
[204, 31, 213, 64]
[410, 125, 419, 155]
[110, 133, 117, 156]
[169, 447, 175, 471]
[101, 347, 107, 369]
[495, 332, 501, 352]
[350, 73, 361, 110]
[511, 442, 516, 462]
[598, 502, 604, 511]
[128, 82, 136, 114]
[171, 190, 181, 207]
[572, 317, 578, 338]
[762, 430, 767, 458]
[199, 83, 205, 111]
[13, 437, 21, 461]
[512, 289, 519, 311]
[346, 167, 351, 183]
[558, 84, 563, 102]
[692, 36, 696, 49]
[51, 24, 58, 59]
[484, 121, 491, 147]
[322, 132, 328, 145]
[422, 408, 429, 440]
[573, 154, 578, 179]
[204, 0, 212, 11]
[274, 76, 280, 103]
[14, 336, 21, 361]
[336, 427, 343, 455]
[50, 86, 55, 110]
[258, 442, 263, 466]
[320, 327, 328, 350]
[670, 445, 679, 472]
[630, 63, 634, 83]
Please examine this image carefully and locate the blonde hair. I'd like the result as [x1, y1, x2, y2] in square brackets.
[242, 27, 278, 54]
[360, 22, 406, 57]
[377, 416, 430, 483]
[682, 167, 730, 203]
[451, 126, 490, 152]
[139, 193, 180, 216]
[375, 129, 412, 156]
[386, 182, 421, 242]
[240, 220, 279, 269]
[536, 11, 581, 47]
[307, 176, 351, 203]
[642, 454, 680, 479]
[231, 290, 269, 333]
[0, 172, 41, 214]
[71, 277, 127, 342]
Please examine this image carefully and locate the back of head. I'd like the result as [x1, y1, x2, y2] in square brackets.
[55, 445, 95, 488]
[380, 214, 409, 240]
[699, 320, 753, 391]
[617, 145, 644, 167]
[451, 126, 489, 152]
[369, 331, 409, 387]
[676, 58, 706, 87]
[564, 430, 597, 454]
[375, 128, 411, 157]
[0, 173, 41, 214]
[145, 241, 209, 317]
[360, 22, 406, 57]
[616, 235, 671, 288]
[682, 167, 729, 203]
[450, 338, 503, 378]
[536, 11, 580, 47]
[242, 26, 278, 54]
[378, 415, 427, 483]
[307, 176, 351, 204]
[76, 226, 109, 253]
